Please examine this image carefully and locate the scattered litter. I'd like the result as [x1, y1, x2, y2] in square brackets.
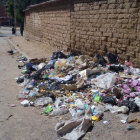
[10, 104, 17, 107]
[91, 115, 100, 121]
[117, 106, 129, 114]
[121, 120, 126, 124]
[134, 97, 140, 108]
[94, 73, 116, 89]
[42, 104, 53, 114]
[50, 107, 69, 116]
[13, 51, 140, 138]
[127, 126, 135, 130]
[103, 120, 109, 125]
[6, 114, 13, 120]
[7, 50, 14, 55]
[21, 100, 30, 107]
[34, 97, 53, 106]
[116, 114, 128, 124]
[83, 137, 90, 140]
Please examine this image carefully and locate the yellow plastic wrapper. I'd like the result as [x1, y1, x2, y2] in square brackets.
[91, 116, 100, 121]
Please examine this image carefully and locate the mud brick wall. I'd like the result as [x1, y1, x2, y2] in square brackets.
[24, 0, 71, 50]
[25, 0, 140, 67]
[71, 0, 140, 66]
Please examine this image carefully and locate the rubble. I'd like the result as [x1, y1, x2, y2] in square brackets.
[55, 116, 92, 140]
[14, 50, 140, 140]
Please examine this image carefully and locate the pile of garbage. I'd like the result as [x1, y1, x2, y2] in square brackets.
[16, 51, 140, 140]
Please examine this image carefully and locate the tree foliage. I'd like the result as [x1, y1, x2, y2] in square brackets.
[0, 0, 8, 5]
[7, 0, 49, 25]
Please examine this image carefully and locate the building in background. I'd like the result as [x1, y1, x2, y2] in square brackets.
[0, 1, 11, 26]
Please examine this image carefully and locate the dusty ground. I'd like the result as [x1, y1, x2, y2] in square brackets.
[10, 36, 57, 59]
[0, 27, 140, 140]
[0, 35, 60, 140]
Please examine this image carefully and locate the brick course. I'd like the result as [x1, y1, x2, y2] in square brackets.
[24, 0, 71, 51]
[24, 0, 140, 67]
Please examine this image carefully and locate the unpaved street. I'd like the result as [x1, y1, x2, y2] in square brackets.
[0, 29, 57, 140]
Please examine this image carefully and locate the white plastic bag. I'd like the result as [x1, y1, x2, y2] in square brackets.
[75, 99, 84, 109]
[50, 107, 69, 116]
[94, 73, 116, 89]
[21, 100, 30, 107]
[34, 97, 53, 106]
[135, 97, 140, 107]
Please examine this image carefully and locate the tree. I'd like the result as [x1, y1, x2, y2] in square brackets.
[30, 0, 50, 5]
[7, 0, 49, 25]
[0, 0, 8, 5]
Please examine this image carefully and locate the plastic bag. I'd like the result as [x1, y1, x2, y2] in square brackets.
[106, 53, 118, 64]
[51, 51, 67, 60]
[50, 107, 69, 116]
[37, 63, 46, 70]
[102, 96, 116, 105]
[69, 108, 85, 117]
[54, 98, 63, 108]
[42, 104, 53, 114]
[117, 106, 129, 114]
[21, 100, 30, 107]
[45, 59, 56, 69]
[119, 100, 138, 112]
[109, 65, 124, 73]
[34, 97, 53, 106]
[94, 73, 116, 89]
[75, 99, 84, 109]
[94, 95, 101, 102]
[135, 97, 140, 107]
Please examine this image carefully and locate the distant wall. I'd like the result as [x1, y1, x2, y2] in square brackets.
[25, 0, 140, 67]
[24, 0, 71, 50]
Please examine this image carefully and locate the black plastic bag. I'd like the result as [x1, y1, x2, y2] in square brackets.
[119, 100, 138, 113]
[7, 50, 14, 55]
[106, 53, 118, 64]
[102, 96, 116, 105]
[109, 65, 124, 73]
[51, 51, 67, 60]
[94, 54, 107, 66]
[16, 77, 24, 84]
[67, 51, 78, 58]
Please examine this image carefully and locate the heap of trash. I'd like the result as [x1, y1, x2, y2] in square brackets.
[15, 51, 140, 140]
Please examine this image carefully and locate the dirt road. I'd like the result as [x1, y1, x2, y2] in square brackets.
[0, 34, 58, 140]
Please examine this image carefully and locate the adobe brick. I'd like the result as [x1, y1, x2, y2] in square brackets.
[108, 0, 117, 4]
[94, 6, 100, 10]
[129, 8, 139, 13]
[101, 4, 108, 9]
[103, 32, 113, 37]
[108, 14, 118, 19]
[109, 4, 117, 9]
[101, 37, 107, 41]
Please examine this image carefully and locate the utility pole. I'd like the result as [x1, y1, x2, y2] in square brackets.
[14, 0, 16, 34]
